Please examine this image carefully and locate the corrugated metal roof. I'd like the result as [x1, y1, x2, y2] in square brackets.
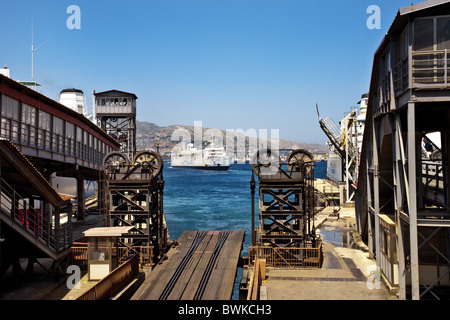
[94, 89, 138, 100]
[399, 0, 450, 15]
[84, 226, 134, 237]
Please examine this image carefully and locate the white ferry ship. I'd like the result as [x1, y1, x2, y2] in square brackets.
[171, 143, 231, 170]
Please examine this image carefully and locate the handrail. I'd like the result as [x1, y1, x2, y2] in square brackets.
[249, 242, 323, 268]
[247, 258, 266, 300]
[412, 49, 449, 85]
[1, 118, 104, 166]
[71, 245, 154, 267]
[0, 177, 71, 253]
[391, 49, 450, 96]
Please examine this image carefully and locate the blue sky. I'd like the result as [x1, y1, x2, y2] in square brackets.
[0, 0, 422, 144]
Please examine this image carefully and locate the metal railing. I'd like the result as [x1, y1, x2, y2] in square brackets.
[249, 240, 323, 268]
[412, 50, 449, 86]
[0, 178, 72, 253]
[393, 57, 410, 93]
[391, 50, 450, 95]
[382, 72, 392, 104]
[70, 245, 154, 268]
[422, 160, 444, 190]
[0, 117, 107, 165]
[75, 254, 140, 300]
[71, 246, 88, 267]
[421, 160, 446, 207]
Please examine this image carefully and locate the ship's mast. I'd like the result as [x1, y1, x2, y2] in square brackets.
[30, 17, 49, 89]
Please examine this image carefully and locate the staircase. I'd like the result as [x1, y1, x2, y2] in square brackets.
[0, 139, 73, 279]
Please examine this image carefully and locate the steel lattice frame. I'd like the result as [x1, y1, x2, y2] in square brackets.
[98, 117, 136, 162]
[252, 149, 317, 249]
[101, 150, 167, 261]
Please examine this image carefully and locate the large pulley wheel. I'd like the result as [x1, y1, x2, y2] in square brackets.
[287, 149, 314, 176]
[102, 151, 129, 169]
[134, 150, 163, 178]
[251, 148, 280, 176]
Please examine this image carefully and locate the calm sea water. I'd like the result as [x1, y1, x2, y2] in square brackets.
[162, 160, 327, 299]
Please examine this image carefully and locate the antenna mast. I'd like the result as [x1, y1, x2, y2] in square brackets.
[31, 17, 49, 87]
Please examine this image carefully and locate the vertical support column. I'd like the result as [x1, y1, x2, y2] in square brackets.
[372, 119, 381, 268]
[373, 117, 381, 270]
[250, 173, 256, 247]
[365, 124, 374, 257]
[158, 184, 164, 251]
[67, 202, 72, 224]
[76, 172, 85, 221]
[394, 113, 407, 299]
[0, 220, 2, 272]
[444, 109, 450, 210]
[407, 102, 420, 300]
[128, 117, 136, 161]
[54, 206, 60, 251]
[97, 179, 103, 212]
[345, 128, 350, 204]
[44, 200, 51, 246]
[397, 217, 407, 299]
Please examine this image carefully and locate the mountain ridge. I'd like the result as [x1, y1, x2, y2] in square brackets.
[135, 120, 328, 156]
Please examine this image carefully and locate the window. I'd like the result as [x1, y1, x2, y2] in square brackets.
[437, 17, 450, 50]
[21, 104, 36, 145]
[400, 28, 408, 60]
[54, 117, 63, 134]
[53, 117, 63, 152]
[120, 98, 128, 106]
[76, 127, 82, 157]
[39, 111, 51, 130]
[1, 95, 20, 141]
[66, 122, 74, 155]
[38, 111, 51, 148]
[414, 18, 434, 51]
[76, 127, 82, 142]
[414, 16, 450, 51]
[1, 95, 19, 120]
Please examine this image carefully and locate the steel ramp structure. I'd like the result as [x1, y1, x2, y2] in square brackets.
[0, 139, 73, 279]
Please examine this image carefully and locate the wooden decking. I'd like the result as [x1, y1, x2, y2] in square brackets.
[131, 230, 245, 300]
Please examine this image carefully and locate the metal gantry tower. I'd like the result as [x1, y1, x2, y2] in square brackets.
[94, 90, 137, 161]
[101, 150, 167, 263]
[95, 89, 168, 264]
[250, 149, 322, 268]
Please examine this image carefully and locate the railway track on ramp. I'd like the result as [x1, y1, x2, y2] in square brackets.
[132, 230, 245, 300]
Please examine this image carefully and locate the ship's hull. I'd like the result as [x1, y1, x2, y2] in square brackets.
[326, 151, 343, 184]
[171, 144, 231, 171]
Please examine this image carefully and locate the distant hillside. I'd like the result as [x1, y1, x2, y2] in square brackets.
[136, 120, 328, 157]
